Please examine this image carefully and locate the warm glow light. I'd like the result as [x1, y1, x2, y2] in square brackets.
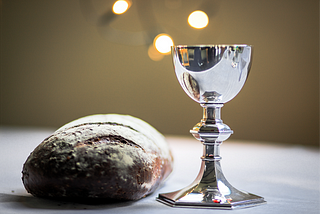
[148, 44, 164, 61]
[188, 10, 209, 29]
[154, 34, 174, 54]
[112, 0, 129, 15]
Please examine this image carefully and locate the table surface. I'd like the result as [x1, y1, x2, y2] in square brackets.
[0, 126, 319, 214]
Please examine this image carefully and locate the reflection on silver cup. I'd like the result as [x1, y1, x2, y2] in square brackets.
[181, 72, 200, 101]
[174, 45, 252, 104]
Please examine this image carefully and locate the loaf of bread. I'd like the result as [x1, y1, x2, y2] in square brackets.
[22, 114, 173, 201]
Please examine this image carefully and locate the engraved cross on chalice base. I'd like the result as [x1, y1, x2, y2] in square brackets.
[157, 45, 266, 209]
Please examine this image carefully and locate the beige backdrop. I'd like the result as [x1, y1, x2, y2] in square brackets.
[1, 0, 319, 146]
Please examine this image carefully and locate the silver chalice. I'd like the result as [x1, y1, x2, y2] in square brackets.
[157, 45, 266, 209]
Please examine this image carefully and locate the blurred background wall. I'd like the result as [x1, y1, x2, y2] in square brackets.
[1, 0, 319, 146]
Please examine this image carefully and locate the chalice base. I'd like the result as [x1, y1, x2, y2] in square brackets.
[157, 160, 266, 209]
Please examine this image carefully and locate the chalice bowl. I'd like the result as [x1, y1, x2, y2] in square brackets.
[157, 45, 266, 209]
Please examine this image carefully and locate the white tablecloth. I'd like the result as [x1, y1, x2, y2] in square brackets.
[0, 127, 319, 214]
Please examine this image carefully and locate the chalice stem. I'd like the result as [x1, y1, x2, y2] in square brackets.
[190, 104, 234, 202]
[191, 104, 233, 143]
[202, 103, 223, 125]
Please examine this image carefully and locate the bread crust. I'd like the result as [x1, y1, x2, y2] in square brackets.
[22, 114, 173, 200]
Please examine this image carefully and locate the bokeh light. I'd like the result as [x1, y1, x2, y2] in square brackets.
[188, 10, 209, 29]
[112, 0, 130, 15]
[148, 44, 164, 61]
[154, 34, 174, 54]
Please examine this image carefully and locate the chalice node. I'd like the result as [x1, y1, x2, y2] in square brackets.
[157, 45, 266, 209]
